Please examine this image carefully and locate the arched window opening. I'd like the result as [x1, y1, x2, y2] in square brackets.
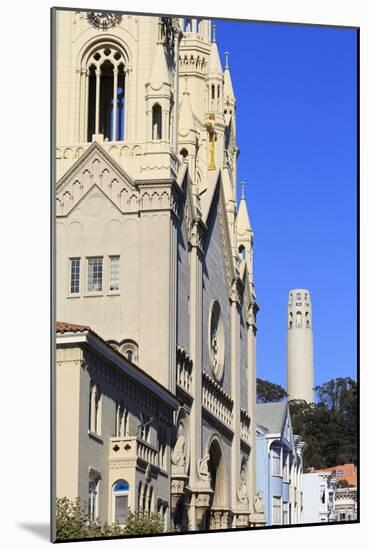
[112, 480, 130, 525]
[120, 339, 139, 365]
[88, 473, 100, 521]
[296, 311, 302, 328]
[142, 484, 147, 511]
[238, 244, 246, 260]
[89, 382, 101, 435]
[271, 443, 282, 476]
[115, 403, 127, 437]
[211, 85, 215, 100]
[152, 104, 162, 140]
[180, 148, 188, 161]
[86, 46, 126, 142]
[289, 312, 293, 329]
[305, 311, 310, 328]
[148, 487, 153, 514]
[137, 481, 142, 509]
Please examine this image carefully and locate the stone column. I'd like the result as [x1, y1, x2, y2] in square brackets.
[112, 67, 118, 141]
[188, 221, 207, 529]
[95, 68, 101, 135]
[230, 281, 241, 513]
[84, 69, 89, 141]
[247, 302, 265, 526]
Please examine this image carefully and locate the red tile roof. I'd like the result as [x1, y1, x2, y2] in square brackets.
[56, 321, 91, 333]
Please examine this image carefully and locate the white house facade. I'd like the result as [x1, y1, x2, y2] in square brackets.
[256, 401, 305, 526]
[302, 472, 337, 524]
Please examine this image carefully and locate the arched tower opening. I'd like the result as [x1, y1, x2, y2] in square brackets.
[152, 104, 162, 140]
[82, 43, 127, 142]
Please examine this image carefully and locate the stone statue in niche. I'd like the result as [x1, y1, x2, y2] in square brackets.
[254, 491, 264, 514]
[171, 423, 186, 472]
[237, 457, 249, 506]
[210, 308, 219, 372]
[198, 453, 211, 481]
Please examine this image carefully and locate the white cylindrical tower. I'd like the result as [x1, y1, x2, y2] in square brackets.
[287, 289, 314, 402]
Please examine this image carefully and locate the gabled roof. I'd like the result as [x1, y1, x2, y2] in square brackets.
[56, 141, 136, 191]
[256, 401, 288, 434]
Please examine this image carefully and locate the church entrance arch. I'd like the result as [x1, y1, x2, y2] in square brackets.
[205, 435, 230, 529]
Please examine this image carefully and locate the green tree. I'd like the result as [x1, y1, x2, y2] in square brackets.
[123, 509, 165, 536]
[56, 497, 164, 541]
[288, 377, 357, 470]
[256, 378, 288, 403]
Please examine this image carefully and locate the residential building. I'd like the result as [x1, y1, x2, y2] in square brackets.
[256, 401, 306, 526]
[315, 464, 357, 487]
[334, 487, 357, 521]
[302, 472, 337, 523]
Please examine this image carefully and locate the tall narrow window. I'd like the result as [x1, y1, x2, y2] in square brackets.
[109, 256, 120, 292]
[272, 444, 281, 476]
[89, 383, 101, 435]
[112, 480, 129, 525]
[152, 104, 162, 140]
[283, 452, 289, 482]
[87, 257, 103, 292]
[272, 496, 281, 525]
[115, 403, 123, 437]
[88, 479, 98, 521]
[70, 258, 80, 294]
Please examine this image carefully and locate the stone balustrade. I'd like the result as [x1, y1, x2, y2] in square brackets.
[110, 435, 158, 466]
[176, 347, 193, 394]
[240, 407, 251, 443]
[202, 371, 233, 427]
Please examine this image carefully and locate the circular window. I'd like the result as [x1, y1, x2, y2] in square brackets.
[208, 300, 225, 382]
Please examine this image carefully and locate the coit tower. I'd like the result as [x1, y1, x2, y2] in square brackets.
[287, 289, 314, 402]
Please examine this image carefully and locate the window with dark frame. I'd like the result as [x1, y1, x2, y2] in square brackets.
[88, 257, 103, 292]
[70, 258, 80, 294]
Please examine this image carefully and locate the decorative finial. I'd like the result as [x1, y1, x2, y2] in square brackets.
[241, 180, 245, 199]
[225, 51, 229, 69]
[212, 24, 216, 43]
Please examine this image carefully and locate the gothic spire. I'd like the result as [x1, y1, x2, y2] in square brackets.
[224, 51, 235, 101]
[208, 24, 223, 75]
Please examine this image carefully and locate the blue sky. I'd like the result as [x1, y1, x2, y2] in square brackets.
[216, 20, 357, 388]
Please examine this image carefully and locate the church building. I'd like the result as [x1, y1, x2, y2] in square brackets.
[55, 10, 264, 531]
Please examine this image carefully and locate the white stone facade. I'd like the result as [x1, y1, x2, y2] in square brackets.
[55, 9, 264, 531]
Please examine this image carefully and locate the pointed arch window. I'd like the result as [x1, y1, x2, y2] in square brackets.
[84, 45, 126, 142]
[152, 104, 162, 140]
